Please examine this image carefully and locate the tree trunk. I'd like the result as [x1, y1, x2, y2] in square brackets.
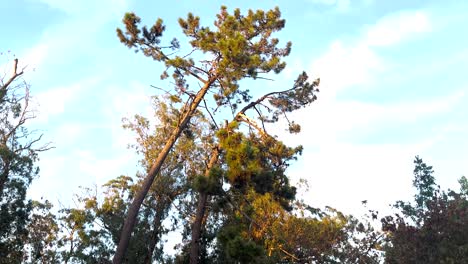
[0, 157, 10, 198]
[0, 172, 7, 198]
[189, 192, 208, 264]
[189, 148, 219, 264]
[144, 209, 163, 264]
[188, 105, 262, 263]
[113, 78, 215, 264]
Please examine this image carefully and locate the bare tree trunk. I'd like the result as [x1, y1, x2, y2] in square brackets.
[0, 171, 8, 197]
[113, 78, 215, 264]
[189, 192, 208, 264]
[144, 210, 162, 264]
[189, 148, 219, 264]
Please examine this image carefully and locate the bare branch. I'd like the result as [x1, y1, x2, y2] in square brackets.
[1, 58, 24, 90]
[150, 84, 173, 96]
[202, 98, 219, 130]
[142, 42, 208, 83]
[253, 105, 268, 135]
[243, 74, 275, 81]
[6, 87, 30, 139]
[236, 113, 268, 138]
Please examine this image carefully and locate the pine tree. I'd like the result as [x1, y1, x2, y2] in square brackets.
[382, 157, 468, 263]
[114, 6, 319, 263]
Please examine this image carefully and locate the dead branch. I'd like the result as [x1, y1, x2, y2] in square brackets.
[1, 58, 24, 90]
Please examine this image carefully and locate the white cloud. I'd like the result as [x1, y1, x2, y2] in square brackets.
[33, 0, 129, 17]
[273, 8, 465, 215]
[29, 148, 137, 206]
[309, 9, 432, 99]
[28, 154, 67, 201]
[32, 76, 103, 123]
[310, 0, 351, 12]
[21, 0, 129, 74]
[277, 92, 458, 214]
[310, 41, 383, 97]
[77, 150, 134, 185]
[34, 88, 76, 119]
[21, 0, 148, 205]
[363, 11, 432, 47]
[292, 143, 418, 214]
[274, 89, 462, 153]
[102, 81, 155, 149]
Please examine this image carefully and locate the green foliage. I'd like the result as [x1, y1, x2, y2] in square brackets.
[217, 224, 265, 264]
[459, 176, 468, 196]
[267, 72, 320, 132]
[57, 198, 113, 264]
[118, 96, 214, 263]
[0, 57, 48, 263]
[116, 6, 294, 110]
[22, 200, 60, 263]
[178, 6, 290, 100]
[382, 157, 468, 264]
[193, 166, 224, 195]
[216, 127, 300, 212]
[211, 190, 370, 263]
[114, 6, 321, 262]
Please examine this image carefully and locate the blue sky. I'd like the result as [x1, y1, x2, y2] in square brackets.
[1, 0, 467, 216]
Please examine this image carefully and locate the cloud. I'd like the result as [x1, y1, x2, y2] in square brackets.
[274, 89, 462, 154]
[363, 11, 432, 47]
[271, 8, 466, 215]
[309, 10, 432, 98]
[28, 154, 68, 202]
[279, 92, 458, 214]
[34, 0, 129, 17]
[309, 0, 351, 12]
[32, 76, 103, 123]
[77, 150, 135, 185]
[310, 41, 383, 97]
[29, 148, 137, 206]
[21, 0, 129, 73]
[102, 80, 155, 149]
[293, 142, 417, 213]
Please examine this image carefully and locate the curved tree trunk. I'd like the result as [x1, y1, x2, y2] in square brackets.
[113, 78, 215, 264]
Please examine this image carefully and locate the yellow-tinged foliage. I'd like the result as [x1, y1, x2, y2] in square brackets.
[230, 190, 347, 261]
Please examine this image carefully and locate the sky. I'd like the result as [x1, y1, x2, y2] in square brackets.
[1, 0, 467, 219]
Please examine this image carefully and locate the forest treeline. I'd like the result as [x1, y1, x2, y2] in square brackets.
[1, 6, 467, 264]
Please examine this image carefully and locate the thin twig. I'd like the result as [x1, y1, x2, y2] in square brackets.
[202, 98, 219, 130]
[1, 58, 24, 90]
[253, 105, 268, 135]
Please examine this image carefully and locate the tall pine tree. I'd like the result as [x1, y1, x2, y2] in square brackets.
[114, 6, 319, 263]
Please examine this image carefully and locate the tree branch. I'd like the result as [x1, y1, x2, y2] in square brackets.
[1, 58, 24, 90]
[202, 98, 218, 130]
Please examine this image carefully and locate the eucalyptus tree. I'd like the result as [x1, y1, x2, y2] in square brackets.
[121, 96, 213, 263]
[22, 200, 60, 264]
[55, 95, 212, 263]
[0, 56, 50, 262]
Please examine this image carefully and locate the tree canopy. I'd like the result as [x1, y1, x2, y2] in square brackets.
[113, 6, 319, 263]
[0, 56, 52, 262]
[382, 157, 468, 264]
[0, 5, 466, 264]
